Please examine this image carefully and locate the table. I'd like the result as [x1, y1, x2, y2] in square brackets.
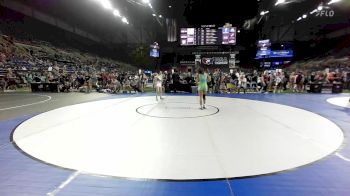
[31, 83, 59, 92]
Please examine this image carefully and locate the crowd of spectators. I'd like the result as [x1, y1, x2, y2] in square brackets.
[159, 65, 349, 94]
[206, 67, 348, 94]
[0, 35, 150, 93]
[1, 34, 349, 94]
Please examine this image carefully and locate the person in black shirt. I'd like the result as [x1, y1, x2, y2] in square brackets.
[0, 77, 5, 92]
[33, 74, 41, 83]
[84, 73, 91, 93]
[59, 75, 69, 92]
[76, 74, 85, 89]
[208, 72, 214, 93]
[172, 69, 180, 93]
[283, 72, 289, 91]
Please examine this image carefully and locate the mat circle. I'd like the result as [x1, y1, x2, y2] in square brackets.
[136, 102, 220, 118]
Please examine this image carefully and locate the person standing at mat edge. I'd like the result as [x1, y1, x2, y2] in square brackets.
[197, 68, 208, 110]
[154, 72, 164, 101]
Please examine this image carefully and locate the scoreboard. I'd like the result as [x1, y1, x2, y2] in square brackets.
[180, 26, 236, 46]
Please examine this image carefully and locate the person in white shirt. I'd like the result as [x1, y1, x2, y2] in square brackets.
[238, 74, 247, 94]
[154, 72, 164, 101]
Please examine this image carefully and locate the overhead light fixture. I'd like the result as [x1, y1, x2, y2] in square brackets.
[159, 15, 162, 18]
[275, 0, 286, 6]
[328, 0, 342, 5]
[113, 9, 121, 17]
[260, 10, 270, 15]
[302, 14, 307, 19]
[169, 5, 172, 8]
[100, 0, 113, 10]
[148, 3, 153, 8]
[297, 17, 302, 21]
[152, 14, 156, 16]
[122, 17, 129, 24]
[92, 0, 130, 25]
[142, 0, 150, 4]
[317, 5, 323, 10]
[310, 9, 318, 14]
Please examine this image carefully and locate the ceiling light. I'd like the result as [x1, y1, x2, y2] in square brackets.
[159, 15, 162, 18]
[302, 14, 307, 18]
[152, 14, 156, 17]
[297, 17, 302, 21]
[310, 9, 318, 14]
[328, 0, 342, 5]
[275, 0, 286, 6]
[100, 0, 113, 10]
[317, 5, 323, 10]
[122, 17, 128, 24]
[260, 11, 269, 16]
[113, 9, 121, 17]
[142, 0, 150, 4]
[169, 5, 172, 8]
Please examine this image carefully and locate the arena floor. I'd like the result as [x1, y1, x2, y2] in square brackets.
[1, 92, 350, 195]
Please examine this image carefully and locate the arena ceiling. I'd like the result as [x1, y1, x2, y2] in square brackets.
[17, 0, 164, 42]
[15, 0, 259, 41]
[7, 0, 350, 46]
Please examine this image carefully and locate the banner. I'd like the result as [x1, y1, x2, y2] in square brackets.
[166, 18, 177, 42]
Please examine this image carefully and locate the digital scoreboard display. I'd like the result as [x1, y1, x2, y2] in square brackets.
[150, 42, 160, 58]
[222, 27, 236, 45]
[180, 26, 236, 46]
[256, 50, 294, 59]
[257, 39, 271, 47]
